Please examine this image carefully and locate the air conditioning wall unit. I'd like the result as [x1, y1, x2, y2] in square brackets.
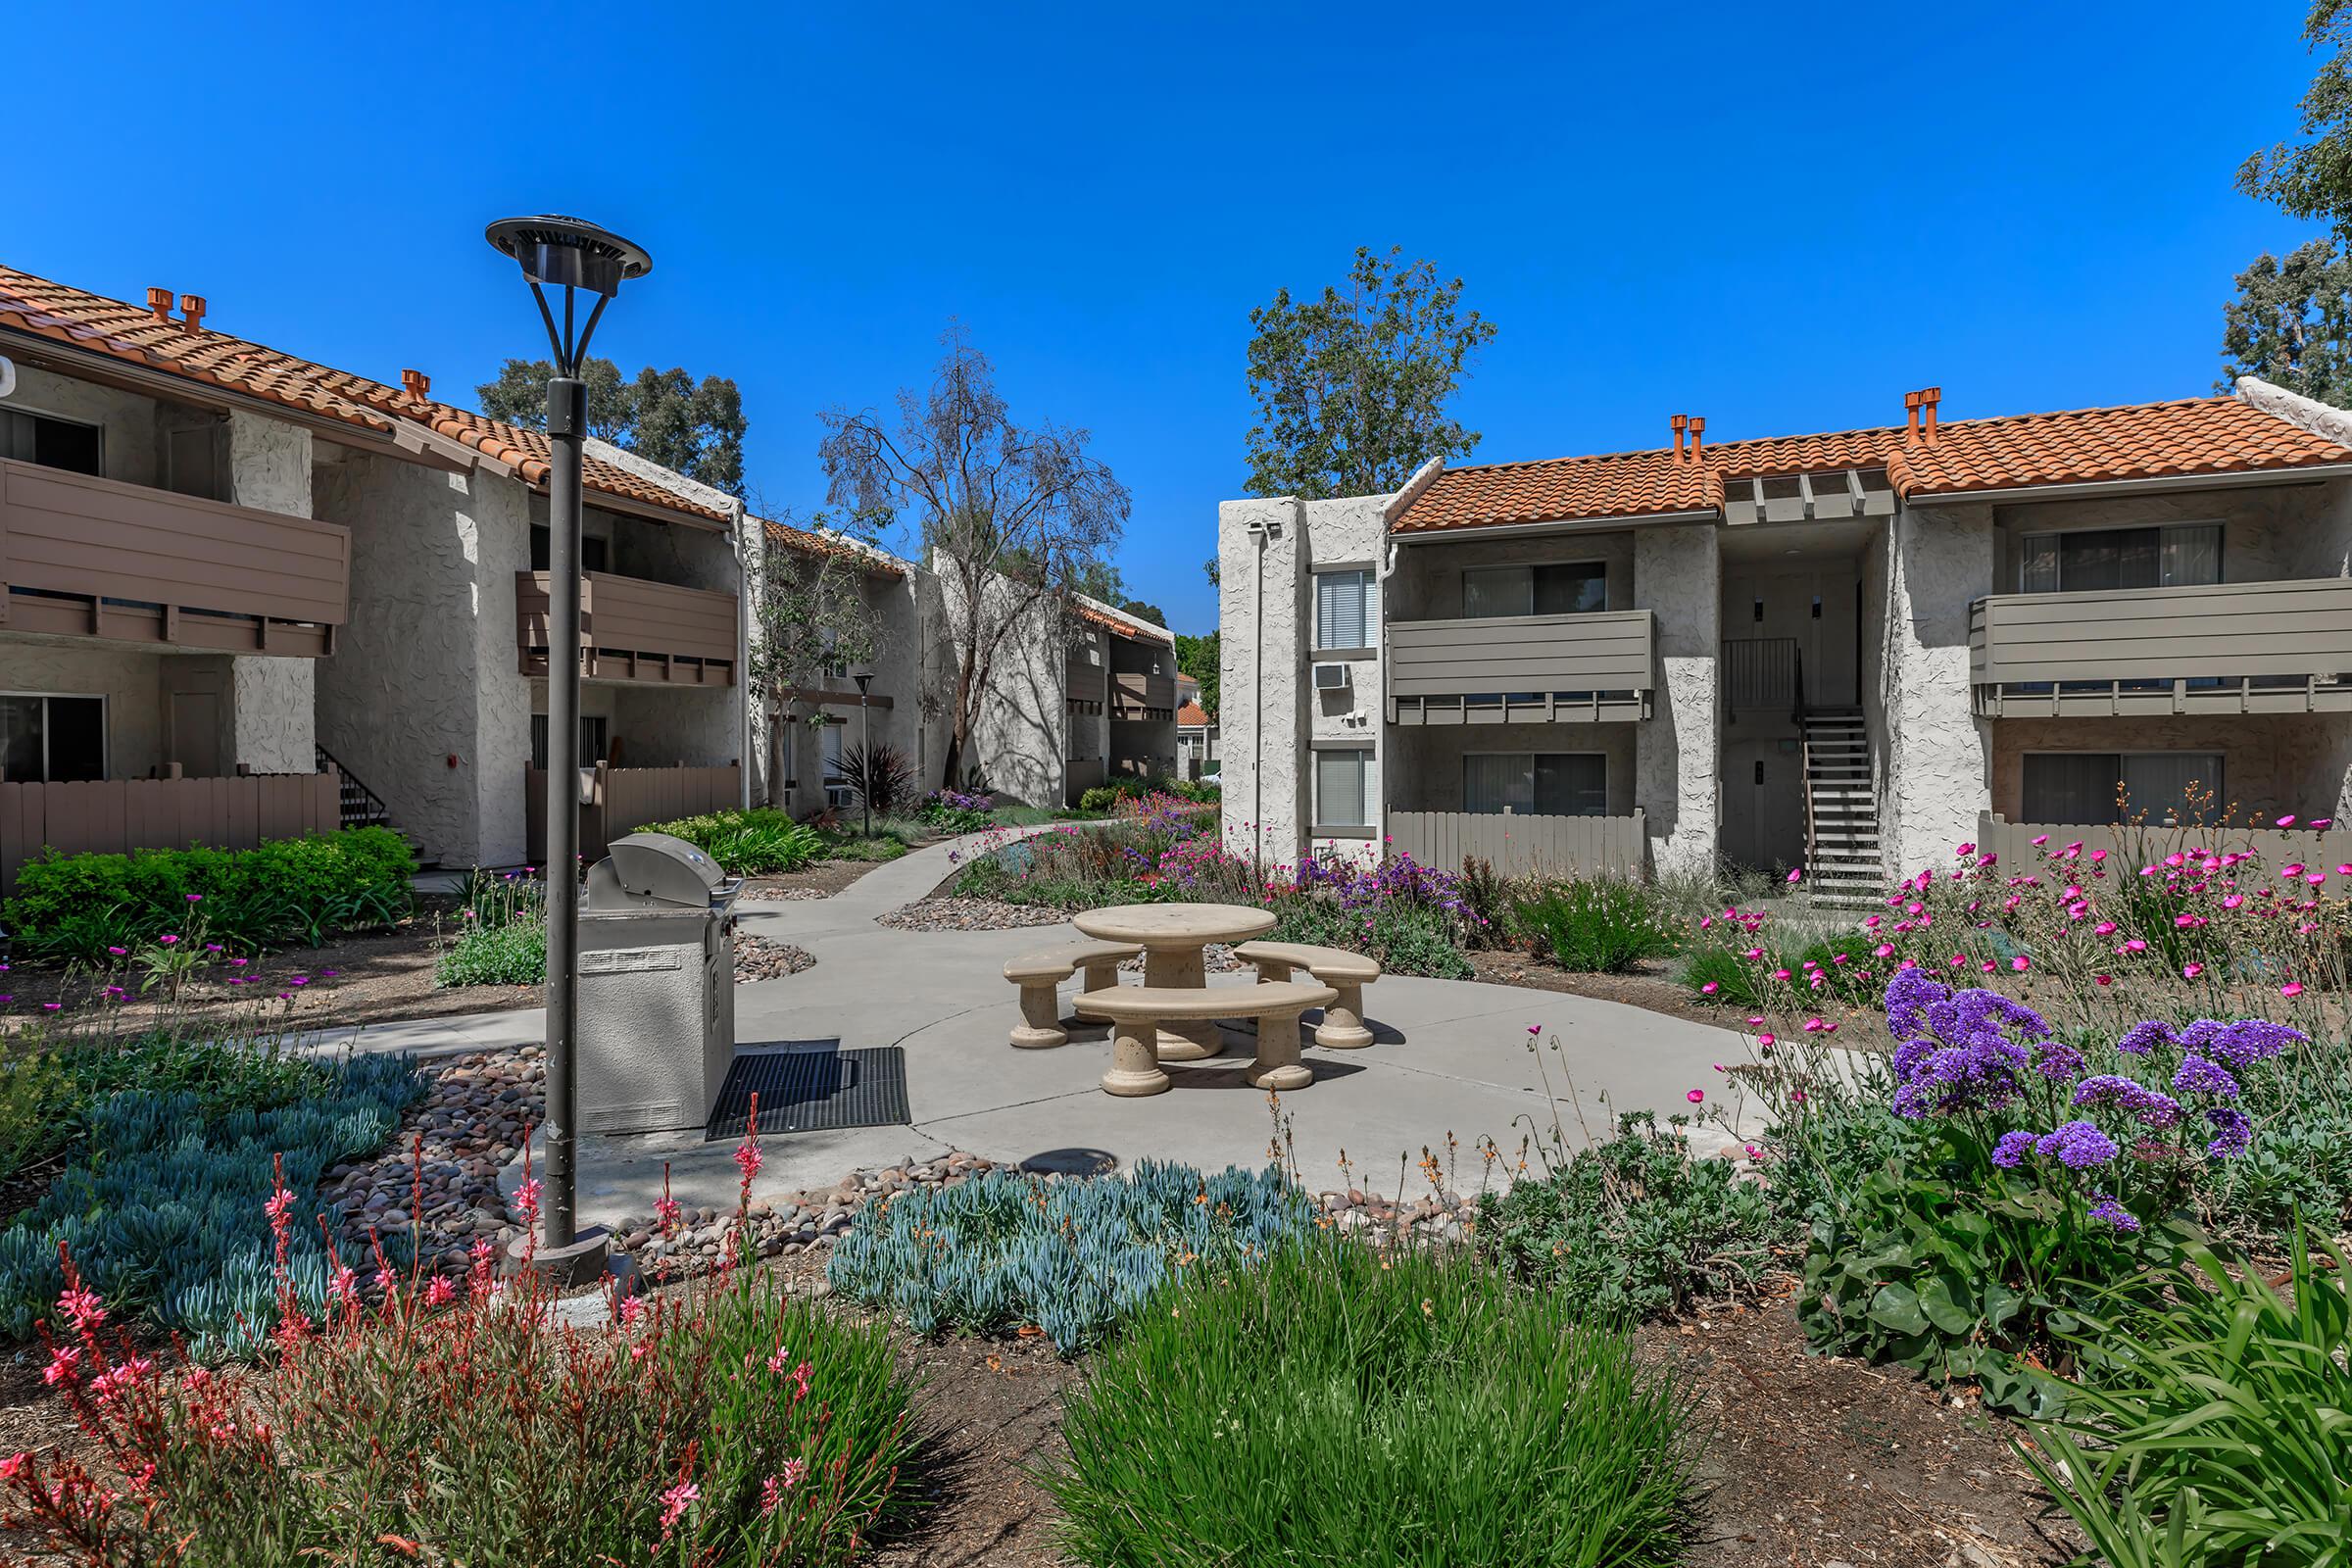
[1312, 662, 1352, 692]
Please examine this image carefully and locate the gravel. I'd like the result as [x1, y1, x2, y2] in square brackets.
[733, 936, 815, 983]
[876, 898, 1070, 932]
[739, 886, 829, 904]
[322, 1048, 544, 1271]
[1121, 942, 1245, 974]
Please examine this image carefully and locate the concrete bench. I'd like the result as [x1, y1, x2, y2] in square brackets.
[1002, 939, 1142, 1049]
[1080, 981, 1337, 1097]
[1232, 941, 1380, 1049]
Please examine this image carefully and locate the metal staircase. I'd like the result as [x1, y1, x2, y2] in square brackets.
[316, 744, 432, 867]
[1801, 710, 1883, 907]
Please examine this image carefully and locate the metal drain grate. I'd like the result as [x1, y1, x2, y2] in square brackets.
[706, 1045, 910, 1141]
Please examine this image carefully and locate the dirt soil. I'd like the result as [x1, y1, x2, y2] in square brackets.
[1469, 949, 1738, 1030]
[741, 857, 895, 902]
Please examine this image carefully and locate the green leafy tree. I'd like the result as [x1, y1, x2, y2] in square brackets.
[2218, 238, 2352, 405]
[2240, 0, 2352, 234]
[819, 325, 1128, 788]
[1244, 246, 1498, 500]
[1174, 630, 1220, 718]
[747, 510, 886, 805]
[478, 358, 748, 498]
[1118, 600, 1167, 628]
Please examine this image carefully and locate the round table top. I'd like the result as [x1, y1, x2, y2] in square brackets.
[1072, 902, 1278, 947]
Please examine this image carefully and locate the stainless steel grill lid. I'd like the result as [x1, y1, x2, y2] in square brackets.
[588, 832, 732, 909]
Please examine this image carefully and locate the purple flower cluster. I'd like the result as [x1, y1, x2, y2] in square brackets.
[2205, 1105, 2254, 1157]
[1289, 848, 1481, 924]
[2118, 1017, 2305, 1066]
[2169, 1053, 2240, 1100]
[1883, 974, 2061, 1119]
[2071, 1074, 2184, 1128]
[2035, 1119, 2121, 1169]
[2086, 1197, 2142, 1233]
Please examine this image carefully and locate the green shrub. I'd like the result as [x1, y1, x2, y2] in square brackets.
[0, 1045, 420, 1351]
[637, 808, 823, 874]
[1264, 897, 1473, 979]
[826, 1162, 1311, 1355]
[1512, 877, 1676, 973]
[1475, 1112, 1781, 1318]
[2, 827, 414, 962]
[1045, 1236, 1699, 1568]
[1679, 944, 1766, 1006]
[2022, 1231, 2352, 1567]
[434, 918, 547, 988]
[0, 1050, 72, 1187]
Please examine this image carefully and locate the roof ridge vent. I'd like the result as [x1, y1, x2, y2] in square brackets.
[1688, 415, 1706, 464]
[1904, 387, 1941, 446]
[144, 287, 173, 324]
[1670, 414, 1688, 461]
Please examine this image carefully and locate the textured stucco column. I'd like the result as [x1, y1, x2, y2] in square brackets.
[1218, 498, 1307, 867]
[1884, 504, 1992, 877]
[1634, 523, 1720, 878]
[225, 411, 317, 773]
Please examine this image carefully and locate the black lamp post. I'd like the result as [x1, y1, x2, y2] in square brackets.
[849, 663, 876, 839]
[485, 215, 652, 1273]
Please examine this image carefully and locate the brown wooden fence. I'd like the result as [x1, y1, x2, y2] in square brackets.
[1974, 811, 2352, 876]
[526, 763, 743, 864]
[0, 771, 342, 896]
[1389, 808, 1648, 878]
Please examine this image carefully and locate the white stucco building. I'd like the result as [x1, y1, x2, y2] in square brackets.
[1218, 382, 2352, 893]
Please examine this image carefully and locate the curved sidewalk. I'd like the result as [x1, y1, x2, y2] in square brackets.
[361, 829, 1763, 1223]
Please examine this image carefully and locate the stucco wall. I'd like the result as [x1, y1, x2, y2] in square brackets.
[0, 639, 170, 779]
[224, 410, 317, 772]
[1883, 503, 1993, 876]
[313, 450, 533, 867]
[1987, 713, 2352, 822]
[1389, 528, 1636, 620]
[934, 559, 1064, 806]
[1987, 482, 2351, 589]
[0, 364, 160, 487]
[1633, 523, 1719, 877]
[1218, 497, 1305, 863]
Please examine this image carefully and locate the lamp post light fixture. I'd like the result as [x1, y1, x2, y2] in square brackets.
[848, 663, 877, 839]
[485, 216, 652, 1280]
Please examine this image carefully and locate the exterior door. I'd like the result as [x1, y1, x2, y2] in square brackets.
[1721, 739, 1805, 871]
[170, 690, 220, 777]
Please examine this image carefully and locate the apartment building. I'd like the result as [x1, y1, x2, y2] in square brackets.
[1218, 379, 2352, 894]
[0, 262, 750, 886]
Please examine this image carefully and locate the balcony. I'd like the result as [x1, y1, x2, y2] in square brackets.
[1387, 609, 1655, 724]
[515, 570, 738, 685]
[1066, 652, 1107, 712]
[1110, 670, 1175, 720]
[1969, 579, 2352, 717]
[0, 456, 348, 655]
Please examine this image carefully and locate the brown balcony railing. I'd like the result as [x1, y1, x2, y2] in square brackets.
[1970, 578, 2352, 716]
[0, 456, 348, 655]
[516, 570, 739, 685]
[1387, 609, 1655, 724]
[1110, 670, 1175, 720]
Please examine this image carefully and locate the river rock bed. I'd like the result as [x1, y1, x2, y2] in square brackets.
[1120, 942, 1245, 974]
[876, 898, 1070, 932]
[322, 1048, 544, 1268]
[733, 936, 815, 983]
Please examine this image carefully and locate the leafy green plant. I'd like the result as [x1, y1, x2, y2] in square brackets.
[826, 1162, 1310, 1355]
[435, 918, 547, 988]
[1045, 1235, 1699, 1568]
[1263, 896, 1473, 979]
[638, 808, 824, 875]
[1475, 1112, 1780, 1318]
[1680, 944, 1766, 1007]
[2020, 1230, 2352, 1567]
[840, 742, 918, 817]
[1512, 877, 1676, 973]
[2, 828, 414, 963]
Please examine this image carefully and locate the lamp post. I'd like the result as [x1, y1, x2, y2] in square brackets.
[485, 215, 652, 1278]
[849, 663, 876, 839]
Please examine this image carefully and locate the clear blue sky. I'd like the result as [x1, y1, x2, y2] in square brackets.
[2, 1, 2329, 634]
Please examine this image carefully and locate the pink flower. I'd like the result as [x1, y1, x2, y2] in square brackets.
[655, 1195, 683, 1230]
[1756, 1033, 1776, 1048]
[185, 893, 203, 903]
[1699, 982, 1719, 995]
[659, 1481, 700, 1532]
[424, 1276, 457, 1308]
[0, 1453, 25, 1482]
[734, 1139, 763, 1184]
[1526, 1024, 1542, 1037]
[513, 1178, 542, 1222]
[2278, 814, 2299, 827]
[56, 1287, 106, 1334]
[41, 1345, 80, 1388]
[1686, 1089, 1704, 1103]
[2010, 956, 2031, 972]
[2281, 981, 2305, 999]
[1872, 943, 1893, 957]
[2183, 962, 2205, 979]
[159, 935, 178, 946]
[106, 947, 126, 957]
[2089, 849, 2108, 862]
[1787, 867, 1803, 883]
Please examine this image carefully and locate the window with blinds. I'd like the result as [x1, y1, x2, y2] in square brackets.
[1462, 562, 1607, 618]
[1461, 753, 1607, 816]
[2021, 752, 2222, 825]
[1314, 750, 1371, 827]
[2019, 525, 2221, 594]
[1314, 568, 1373, 651]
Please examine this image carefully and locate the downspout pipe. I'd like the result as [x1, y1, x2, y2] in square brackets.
[735, 499, 753, 810]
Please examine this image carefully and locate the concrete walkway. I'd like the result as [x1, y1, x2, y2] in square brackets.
[350, 828, 1761, 1225]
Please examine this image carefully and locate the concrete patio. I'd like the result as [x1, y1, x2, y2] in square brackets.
[334, 829, 1760, 1226]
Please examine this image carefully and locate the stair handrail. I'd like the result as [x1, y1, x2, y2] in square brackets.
[1802, 734, 1818, 876]
[314, 743, 395, 832]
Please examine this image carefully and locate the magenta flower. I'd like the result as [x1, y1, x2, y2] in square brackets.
[2281, 981, 2305, 998]
[1685, 1089, 1704, 1103]
[2183, 962, 2205, 979]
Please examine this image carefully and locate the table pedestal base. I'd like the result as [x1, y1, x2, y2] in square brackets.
[1102, 1019, 1172, 1097]
[1245, 1006, 1314, 1091]
[1145, 947, 1223, 1060]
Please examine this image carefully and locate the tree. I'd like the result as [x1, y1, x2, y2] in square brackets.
[819, 325, 1128, 789]
[2218, 239, 2352, 405]
[1243, 246, 1498, 500]
[2242, 0, 2352, 234]
[1174, 630, 1220, 718]
[1118, 600, 1167, 628]
[478, 358, 748, 498]
[744, 509, 885, 804]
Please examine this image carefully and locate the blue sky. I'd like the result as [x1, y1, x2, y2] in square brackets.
[2, 2, 2330, 633]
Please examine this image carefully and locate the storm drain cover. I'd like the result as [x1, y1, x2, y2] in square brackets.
[706, 1044, 910, 1141]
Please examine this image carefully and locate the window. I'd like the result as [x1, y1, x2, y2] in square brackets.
[1462, 562, 1607, 618]
[0, 694, 106, 782]
[1314, 749, 1371, 828]
[2021, 752, 2222, 825]
[1462, 753, 1608, 817]
[1314, 568, 1373, 651]
[529, 527, 611, 573]
[529, 714, 609, 770]
[2020, 525, 2220, 594]
[822, 721, 853, 809]
[0, 410, 103, 476]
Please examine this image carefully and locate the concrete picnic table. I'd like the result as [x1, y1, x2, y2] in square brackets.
[1071, 901, 1277, 1059]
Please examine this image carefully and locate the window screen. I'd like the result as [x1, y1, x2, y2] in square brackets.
[1463, 563, 1607, 618]
[2021, 753, 2222, 824]
[2020, 526, 2222, 593]
[1315, 750, 1370, 827]
[1314, 569, 1372, 650]
[1462, 753, 1607, 816]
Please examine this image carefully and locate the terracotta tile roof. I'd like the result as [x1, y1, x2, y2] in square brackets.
[1177, 701, 1210, 727]
[0, 263, 730, 525]
[1073, 593, 1176, 646]
[1394, 396, 2352, 533]
[760, 517, 907, 578]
